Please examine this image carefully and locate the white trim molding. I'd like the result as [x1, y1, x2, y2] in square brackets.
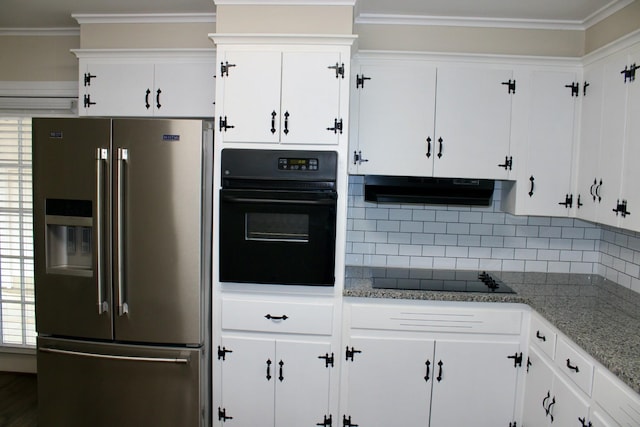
[72, 13, 216, 25]
[213, 0, 355, 5]
[0, 81, 78, 115]
[210, 33, 357, 46]
[0, 28, 79, 36]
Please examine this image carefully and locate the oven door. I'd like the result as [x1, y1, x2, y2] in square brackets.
[219, 188, 337, 286]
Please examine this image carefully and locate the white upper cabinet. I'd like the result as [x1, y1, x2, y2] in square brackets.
[216, 47, 348, 145]
[75, 50, 216, 117]
[502, 66, 580, 217]
[350, 56, 514, 179]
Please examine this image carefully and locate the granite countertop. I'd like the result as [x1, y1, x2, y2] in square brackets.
[344, 267, 640, 395]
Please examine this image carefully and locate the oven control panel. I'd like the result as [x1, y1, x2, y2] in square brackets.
[278, 157, 319, 171]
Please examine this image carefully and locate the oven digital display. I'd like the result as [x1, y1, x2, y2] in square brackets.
[278, 157, 319, 171]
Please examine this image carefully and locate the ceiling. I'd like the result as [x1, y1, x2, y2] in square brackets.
[0, 0, 633, 29]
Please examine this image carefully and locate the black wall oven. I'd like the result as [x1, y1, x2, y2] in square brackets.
[219, 149, 338, 286]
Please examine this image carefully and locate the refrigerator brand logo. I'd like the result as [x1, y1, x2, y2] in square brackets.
[49, 131, 63, 139]
[162, 134, 180, 141]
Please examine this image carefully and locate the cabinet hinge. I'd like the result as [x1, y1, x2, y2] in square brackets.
[318, 352, 335, 368]
[526, 357, 532, 372]
[613, 199, 631, 217]
[583, 81, 590, 96]
[497, 156, 513, 171]
[327, 118, 343, 134]
[217, 346, 233, 361]
[621, 63, 639, 83]
[218, 407, 233, 422]
[316, 414, 333, 427]
[220, 61, 236, 77]
[501, 79, 516, 94]
[83, 94, 96, 108]
[565, 82, 580, 97]
[345, 346, 362, 362]
[507, 352, 523, 368]
[509, 422, 517, 427]
[353, 150, 369, 165]
[579, 416, 593, 427]
[356, 74, 371, 89]
[219, 116, 235, 132]
[83, 73, 96, 87]
[558, 194, 573, 208]
[342, 415, 358, 427]
[328, 62, 345, 79]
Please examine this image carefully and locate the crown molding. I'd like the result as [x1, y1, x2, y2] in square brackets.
[72, 13, 216, 25]
[213, 0, 355, 5]
[583, 0, 635, 29]
[0, 28, 79, 36]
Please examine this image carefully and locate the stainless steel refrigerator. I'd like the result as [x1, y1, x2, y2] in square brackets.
[33, 118, 213, 427]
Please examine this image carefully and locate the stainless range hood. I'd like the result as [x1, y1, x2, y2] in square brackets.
[364, 175, 495, 206]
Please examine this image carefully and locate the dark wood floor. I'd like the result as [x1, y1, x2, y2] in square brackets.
[0, 372, 37, 427]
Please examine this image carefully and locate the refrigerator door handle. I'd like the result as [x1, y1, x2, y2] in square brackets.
[116, 148, 129, 316]
[95, 148, 109, 315]
[39, 347, 190, 364]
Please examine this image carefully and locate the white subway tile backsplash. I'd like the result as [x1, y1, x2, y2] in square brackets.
[346, 177, 640, 295]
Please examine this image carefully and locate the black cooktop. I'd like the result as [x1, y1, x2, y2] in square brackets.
[370, 268, 515, 294]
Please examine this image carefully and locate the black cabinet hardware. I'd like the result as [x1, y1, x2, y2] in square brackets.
[577, 194, 583, 208]
[317, 414, 333, 427]
[219, 116, 235, 132]
[509, 423, 517, 427]
[547, 397, 556, 422]
[356, 74, 371, 89]
[613, 200, 631, 217]
[83, 73, 96, 86]
[145, 89, 151, 109]
[502, 79, 516, 94]
[318, 353, 335, 368]
[424, 360, 431, 382]
[565, 82, 580, 97]
[579, 416, 593, 427]
[437, 137, 443, 159]
[426, 137, 432, 158]
[327, 118, 343, 134]
[328, 63, 345, 79]
[353, 150, 369, 165]
[270, 111, 277, 134]
[218, 407, 233, 422]
[507, 352, 523, 368]
[83, 94, 96, 108]
[621, 63, 639, 83]
[265, 314, 289, 320]
[583, 81, 590, 96]
[217, 346, 233, 361]
[278, 360, 284, 382]
[436, 360, 444, 382]
[528, 176, 535, 197]
[542, 391, 551, 413]
[220, 61, 236, 77]
[527, 357, 532, 373]
[536, 330, 546, 342]
[345, 346, 362, 362]
[343, 415, 358, 427]
[498, 156, 513, 170]
[156, 89, 162, 109]
[566, 358, 580, 373]
[266, 359, 272, 380]
[283, 111, 290, 135]
[558, 194, 573, 208]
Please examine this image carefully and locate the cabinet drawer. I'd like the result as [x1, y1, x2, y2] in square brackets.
[222, 297, 334, 336]
[555, 337, 595, 395]
[593, 369, 640, 426]
[529, 314, 557, 359]
[349, 301, 522, 335]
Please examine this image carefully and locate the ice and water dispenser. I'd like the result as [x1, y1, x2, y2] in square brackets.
[45, 199, 93, 277]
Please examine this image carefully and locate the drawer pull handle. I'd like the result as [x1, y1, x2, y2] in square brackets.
[536, 331, 546, 342]
[265, 314, 289, 321]
[436, 360, 444, 382]
[279, 360, 284, 382]
[424, 360, 431, 382]
[266, 359, 272, 380]
[542, 391, 551, 412]
[566, 359, 580, 373]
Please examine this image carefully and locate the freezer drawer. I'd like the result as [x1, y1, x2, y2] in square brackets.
[37, 337, 208, 427]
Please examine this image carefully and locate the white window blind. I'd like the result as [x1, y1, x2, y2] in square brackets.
[0, 117, 35, 347]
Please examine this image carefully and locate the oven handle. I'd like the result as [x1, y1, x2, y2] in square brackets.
[221, 194, 336, 206]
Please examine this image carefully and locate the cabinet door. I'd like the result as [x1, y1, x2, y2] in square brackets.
[219, 336, 275, 426]
[433, 66, 513, 180]
[516, 70, 579, 217]
[344, 336, 435, 426]
[351, 61, 437, 176]
[218, 50, 282, 143]
[549, 371, 590, 426]
[429, 340, 520, 427]
[153, 61, 215, 117]
[576, 61, 606, 223]
[81, 62, 154, 117]
[522, 345, 555, 427]
[280, 52, 343, 145]
[275, 340, 332, 426]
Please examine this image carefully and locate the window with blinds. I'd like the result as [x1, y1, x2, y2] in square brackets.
[0, 117, 35, 347]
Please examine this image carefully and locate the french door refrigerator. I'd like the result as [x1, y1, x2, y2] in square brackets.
[33, 118, 213, 427]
